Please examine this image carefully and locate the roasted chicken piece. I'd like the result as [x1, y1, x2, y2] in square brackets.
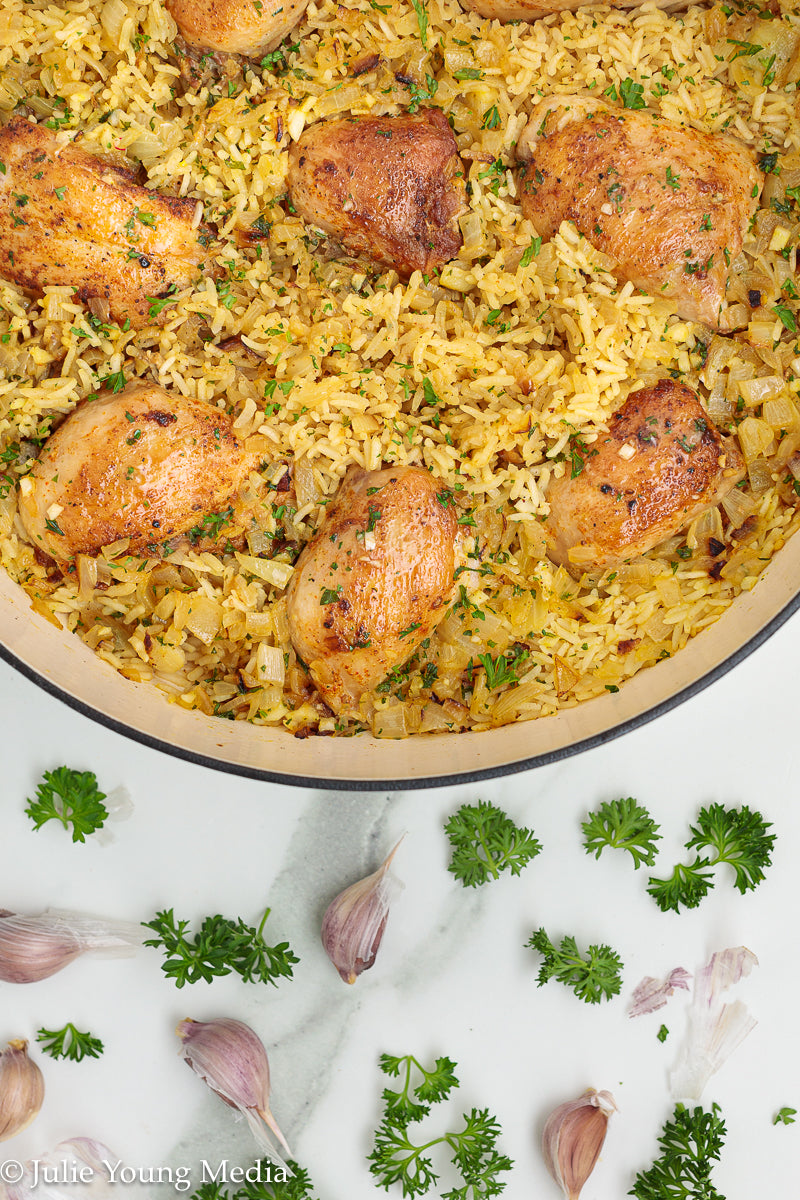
[545, 379, 746, 568]
[517, 97, 761, 328]
[19, 383, 259, 562]
[0, 118, 211, 328]
[286, 465, 458, 710]
[166, 0, 309, 57]
[287, 110, 467, 276]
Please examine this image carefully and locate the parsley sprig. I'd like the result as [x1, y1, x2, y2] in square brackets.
[629, 1102, 726, 1199]
[647, 803, 775, 912]
[36, 1023, 104, 1062]
[368, 1054, 513, 1198]
[188, 1161, 317, 1199]
[142, 907, 298, 988]
[444, 800, 542, 887]
[25, 767, 108, 843]
[582, 798, 662, 868]
[526, 929, 623, 1004]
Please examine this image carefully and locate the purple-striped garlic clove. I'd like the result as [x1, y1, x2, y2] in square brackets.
[541, 1088, 617, 1200]
[176, 1017, 290, 1167]
[321, 837, 403, 984]
[0, 1040, 45, 1142]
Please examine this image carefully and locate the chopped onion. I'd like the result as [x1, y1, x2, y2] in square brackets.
[184, 596, 222, 646]
[255, 642, 285, 685]
[721, 487, 756, 529]
[76, 555, 98, 601]
[747, 457, 774, 495]
[737, 417, 774, 462]
[235, 554, 294, 589]
[293, 455, 319, 511]
[738, 375, 785, 408]
[763, 396, 798, 429]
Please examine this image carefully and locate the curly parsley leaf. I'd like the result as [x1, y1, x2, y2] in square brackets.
[582, 797, 662, 868]
[379, 1054, 459, 1125]
[526, 928, 623, 1004]
[36, 1023, 104, 1062]
[646, 861, 715, 912]
[188, 1160, 318, 1199]
[444, 800, 542, 887]
[647, 803, 775, 912]
[25, 767, 108, 843]
[629, 1102, 726, 1200]
[368, 1055, 513, 1198]
[773, 1107, 797, 1126]
[142, 907, 298, 988]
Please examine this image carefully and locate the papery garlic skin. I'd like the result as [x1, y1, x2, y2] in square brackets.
[0, 1040, 45, 1142]
[176, 1018, 291, 1168]
[670, 945, 758, 1100]
[321, 837, 403, 984]
[4, 1139, 150, 1199]
[541, 1088, 616, 1200]
[628, 967, 691, 1018]
[0, 908, 143, 984]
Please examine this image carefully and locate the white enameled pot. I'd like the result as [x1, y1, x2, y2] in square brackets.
[0, 537, 797, 788]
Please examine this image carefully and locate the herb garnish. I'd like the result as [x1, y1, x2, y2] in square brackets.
[445, 799, 542, 887]
[36, 1023, 104, 1062]
[647, 803, 775, 912]
[629, 1103, 726, 1200]
[619, 77, 646, 109]
[526, 929, 623, 1003]
[368, 1053, 513, 1197]
[188, 1160, 318, 1199]
[142, 907, 298, 988]
[25, 767, 108, 842]
[582, 797, 662, 868]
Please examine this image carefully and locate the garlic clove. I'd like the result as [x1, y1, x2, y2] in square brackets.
[0, 908, 143, 984]
[321, 836, 404, 984]
[0, 1040, 45, 1142]
[176, 1017, 291, 1167]
[541, 1088, 616, 1200]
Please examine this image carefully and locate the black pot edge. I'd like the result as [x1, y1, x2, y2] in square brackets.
[2, 588, 798, 792]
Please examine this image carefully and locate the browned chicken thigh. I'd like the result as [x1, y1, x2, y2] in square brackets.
[166, 0, 308, 57]
[517, 97, 761, 328]
[0, 118, 210, 328]
[545, 379, 746, 568]
[286, 465, 458, 710]
[19, 384, 258, 561]
[287, 110, 468, 276]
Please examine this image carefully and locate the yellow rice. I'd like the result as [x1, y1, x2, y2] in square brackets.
[0, 0, 799, 736]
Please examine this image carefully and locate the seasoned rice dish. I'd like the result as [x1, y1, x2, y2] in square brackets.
[0, 0, 799, 737]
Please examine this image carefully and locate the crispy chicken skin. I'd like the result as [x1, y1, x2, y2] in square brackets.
[517, 97, 761, 328]
[286, 110, 467, 276]
[286, 465, 458, 711]
[545, 379, 746, 568]
[19, 384, 258, 562]
[0, 118, 211, 328]
[166, 0, 309, 57]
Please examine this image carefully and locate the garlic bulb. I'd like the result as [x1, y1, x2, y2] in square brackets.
[0, 908, 143, 983]
[541, 1088, 616, 1200]
[321, 837, 403, 984]
[0, 1040, 45, 1142]
[176, 1018, 290, 1167]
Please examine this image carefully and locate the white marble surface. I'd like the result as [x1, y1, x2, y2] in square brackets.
[1, 611, 798, 1199]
